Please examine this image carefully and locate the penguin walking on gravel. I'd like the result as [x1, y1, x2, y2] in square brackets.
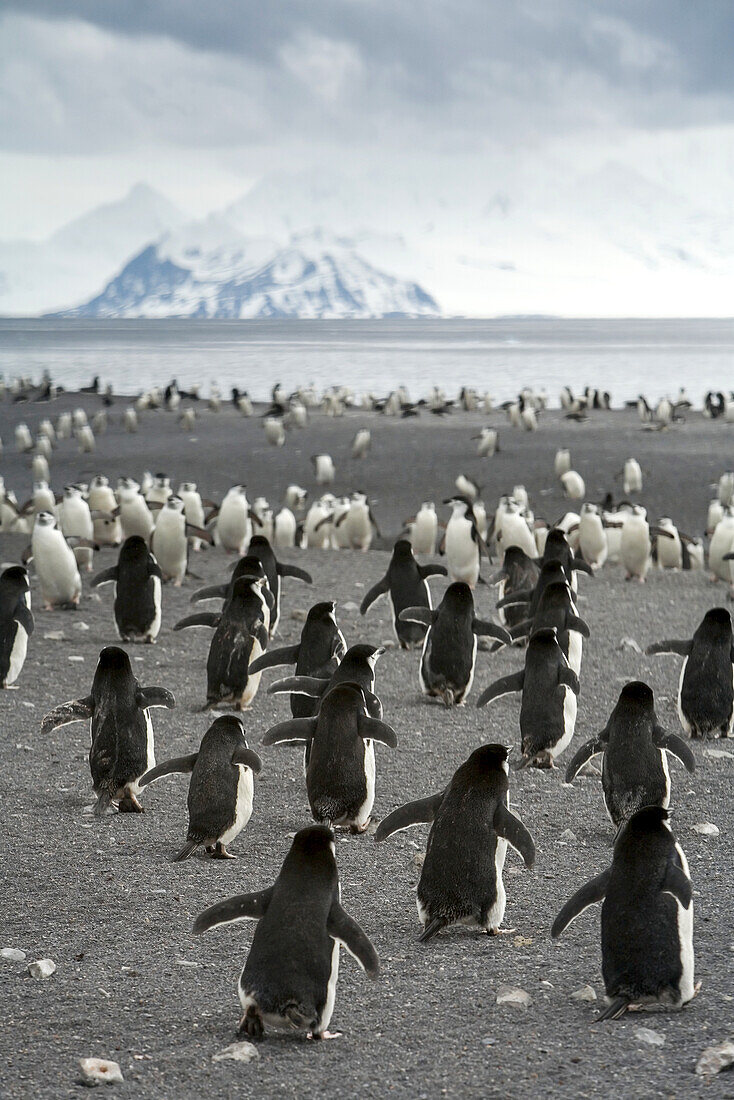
[442, 497, 487, 588]
[174, 576, 270, 710]
[40, 646, 175, 814]
[193, 825, 379, 1040]
[240, 535, 312, 636]
[191, 555, 273, 626]
[490, 545, 540, 634]
[360, 539, 447, 649]
[647, 607, 734, 738]
[152, 496, 212, 585]
[564, 681, 695, 823]
[507, 579, 590, 676]
[139, 715, 262, 859]
[0, 565, 33, 687]
[400, 582, 511, 706]
[267, 643, 385, 718]
[92, 536, 163, 643]
[551, 807, 695, 1021]
[248, 601, 347, 718]
[262, 682, 397, 833]
[375, 744, 534, 940]
[30, 512, 87, 610]
[477, 627, 580, 768]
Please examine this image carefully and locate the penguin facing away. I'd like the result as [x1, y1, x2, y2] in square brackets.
[647, 607, 734, 739]
[360, 539, 447, 649]
[262, 682, 397, 833]
[375, 744, 535, 941]
[193, 825, 379, 1039]
[0, 565, 33, 687]
[400, 582, 511, 707]
[92, 536, 163, 643]
[551, 806, 695, 1021]
[240, 535, 313, 636]
[489, 546, 540, 633]
[40, 646, 175, 814]
[267, 643, 385, 718]
[139, 715, 262, 859]
[564, 681, 695, 824]
[477, 626, 579, 768]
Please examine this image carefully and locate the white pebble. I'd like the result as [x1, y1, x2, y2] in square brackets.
[212, 1041, 259, 1064]
[496, 985, 532, 1008]
[693, 822, 720, 837]
[1, 947, 26, 962]
[79, 1058, 124, 1085]
[635, 1027, 665, 1047]
[28, 958, 56, 979]
[570, 985, 596, 1002]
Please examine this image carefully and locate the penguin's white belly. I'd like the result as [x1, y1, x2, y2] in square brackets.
[219, 766, 254, 845]
[676, 658, 691, 733]
[411, 516, 436, 555]
[148, 576, 162, 640]
[567, 631, 583, 677]
[579, 520, 607, 567]
[218, 507, 249, 552]
[673, 844, 695, 1005]
[552, 686, 577, 758]
[242, 638, 264, 706]
[35, 540, 81, 604]
[121, 501, 153, 540]
[446, 527, 479, 585]
[658, 534, 682, 570]
[621, 528, 650, 577]
[353, 740, 375, 828]
[345, 510, 371, 550]
[153, 523, 187, 579]
[486, 837, 508, 931]
[6, 625, 27, 686]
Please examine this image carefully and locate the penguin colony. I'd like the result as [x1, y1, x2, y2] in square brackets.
[1, 375, 731, 1048]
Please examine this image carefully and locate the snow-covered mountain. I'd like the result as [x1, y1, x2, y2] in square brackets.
[0, 184, 186, 316]
[58, 223, 440, 319]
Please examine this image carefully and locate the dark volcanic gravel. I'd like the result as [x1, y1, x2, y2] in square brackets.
[0, 393, 732, 1098]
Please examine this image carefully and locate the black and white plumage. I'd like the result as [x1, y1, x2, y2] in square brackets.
[400, 582, 511, 707]
[0, 565, 33, 688]
[490, 546, 540, 634]
[92, 536, 162, 643]
[139, 715, 262, 859]
[565, 681, 695, 824]
[244, 535, 313, 636]
[40, 646, 175, 814]
[551, 807, 695, 1021]
[360, 539, 447, 649]
[647, 607, 734, 739]
[506, 578, 590, 676]
[193, 825, 378, 1039]
[375, 744, 534, 940]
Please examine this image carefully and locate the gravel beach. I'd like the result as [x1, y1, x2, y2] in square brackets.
[0, 394, 732, 1098]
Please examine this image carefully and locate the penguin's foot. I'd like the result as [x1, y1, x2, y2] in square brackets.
[118, 793, 144, 813]
[210, 842, 236, 859]
[308, 1030, 342, 1041]
[487, 927, 516, 935]
[2, 683, 19, 690]
[349, 820, 370, 835]
[238, 1006, 264, 1039]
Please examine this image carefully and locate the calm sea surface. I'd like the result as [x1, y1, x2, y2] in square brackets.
[0, 318, 732, 405]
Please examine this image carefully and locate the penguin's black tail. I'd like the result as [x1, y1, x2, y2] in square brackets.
[418, 918, 446, 944]
[596, 996, 629, 1022]
[173, 839, 200, 862]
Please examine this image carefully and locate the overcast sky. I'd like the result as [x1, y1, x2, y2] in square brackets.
[1, 1, 733, 238]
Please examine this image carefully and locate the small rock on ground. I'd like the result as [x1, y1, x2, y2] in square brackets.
[28, 958, 56, 979]
[1, 948, 26, 962]
[635, 1027, 665, 1047]
[571, 985, 597, 1002]
[695, 1038, 734, 1076]
[78, 1058, 124, 1086]
[692, 822, 720, 837]
[496, 985, 532, 1008]
[212, 1041, 259, 1064]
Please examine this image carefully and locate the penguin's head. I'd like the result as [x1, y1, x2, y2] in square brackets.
[699, 607, 732, 639]
[165, 496, 184, 512]
[543, 529, 570, 553]
[179, 481, 197, 493]
[616, 680, 655, 715]
[308, 600, 337, 622]
[232, 556, 267, 583]
[530, 626, 559, 646]
[119, 535, 149, 560]
[442, 581, 474, 612]
[91, 475, 108, 489]
[346, 643, 385, 669]
[154, 474, 170, 487]
[393, 539, 413, 558]
[291, 824, 336, 860]
[469, 743, 510, 771]
[615, 805, 670, 848]
[34, 511, 56, 528]
[0, 565, 29, 594]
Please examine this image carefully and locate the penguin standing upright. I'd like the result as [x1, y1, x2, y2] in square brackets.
[551, 807, 695, 1021]
[442, 498, 486, 587]
[360, 539, 447, 649]
[88, 475, 122, 547]
[92, 536, 163, 643]
[139, 715, 262, 859]
[490, 546, 540, 633]
[647, 607, 734, 738]
[174, 576, 270, 710]
[477, 626, 580, 768]
[216, 485, 254, 554]
[193, 825, 379, 1039]
[507, 579, 590, 676]
[0, 565, 33, 687]
[58, 486, 95, 573]
[116, 479, 154, 542]
[375, 744, 534, 940]
[248, 601, 346, 718]
[30, 512, 84, 610]
[565, 681, 695, 823]
[40, 646, 175, 814]
[400, 582, 511, 706]
[408, 502, 438, 556]
[262, 682, 397, 832]
[152, 496, 211, 585]
[243, 536, 313, 636]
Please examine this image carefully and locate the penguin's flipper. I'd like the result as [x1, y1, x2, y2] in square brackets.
[40, 696, 94, 733]
[357, 714, 398, 748]
[193, 888, 275, 934]
[185, 523, 214, 544]
[494, 804, 535, 869]
[252, 620, 269, 650]
[472, 619, 512, 645]
[139, 753, 198, 787]
[374, 792, 444, 841]
[558, 666, 581, 694]
[261, 717, 317, 746]
[398, 606, 434, 627]
[661, 850, 693, 908]
[418, 917, 447, 943]
[148, 559, 163, 580]
[136, 687, 176, 710]
[496, 588, 533, 610]
[277, 563, 313, 584]
[360, 577, 389, 615]
[91, 565, 118, 588]
[564, 738, 605, 783]
[189, 584, 228, 603]
[173, 612, 220, 630]
[267, 675, 329, 698]
[13, 603, 34, 635]
[566, 614, 591, 638]
[418, 564, 448, 579]
[653, 726, 695, 773]
[476, 671, 525, 708]
[551, 869, 611, 938]
[596, 996, 630, 1022]
[571, 556, 594, 575]
[327, 903, 379, 977]
[261, 588, 276, 611]
[231, 746, 263, 772]
[509, 619, 533, 641]
[248, 644, 300, 674]
[645, 639, 692, 657]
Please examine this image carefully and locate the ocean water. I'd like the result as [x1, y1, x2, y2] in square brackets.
[1, 317, 733, 406]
